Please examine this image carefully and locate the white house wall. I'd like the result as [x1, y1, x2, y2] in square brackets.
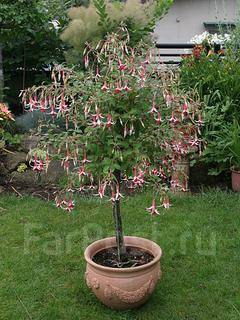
[154, 0, 238, 44]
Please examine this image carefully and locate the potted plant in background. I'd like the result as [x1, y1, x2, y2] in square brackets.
[160, 74, 203, 195]
[202, 119, 240, 192]
[21, 28, 202, 310]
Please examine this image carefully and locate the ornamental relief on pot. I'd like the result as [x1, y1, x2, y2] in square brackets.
[103, 276, 158, 304]
[85, 272, 100, 290]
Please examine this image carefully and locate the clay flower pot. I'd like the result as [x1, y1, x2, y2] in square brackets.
[84, 236, 162, 310]
[231, 167, 240, 192]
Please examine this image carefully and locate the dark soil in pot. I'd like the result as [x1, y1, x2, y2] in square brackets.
[93, 246, 154, 268]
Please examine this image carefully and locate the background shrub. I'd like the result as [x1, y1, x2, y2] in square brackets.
[180, 34, 240, 175]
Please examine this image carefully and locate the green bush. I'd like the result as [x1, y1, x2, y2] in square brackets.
[180, 46, 240, 175]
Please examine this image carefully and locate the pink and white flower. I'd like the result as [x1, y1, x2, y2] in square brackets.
[106, 114, 115, 129]
[98, 182, 107, 199]
[164, 94, 173, 107]
[115, 185, 124, 201]
[101, 82, 108, 92]
[32, 154, 44, 172]
[96, 67, 101, 78]
[169, 112, 179, 125]
[124, 84, 131, 92]
[151, 168, 159, 176]
[132, 168, 145, 187]
[155, 112, 162, 125]
[182, 101, 189, 118]
[65, 199, 75, 212]
[78, 165, 87, 179]
[118, 59, 127, 71]
[84, 55, 89, 68]
[82, 150, 91, 164]
[114, 83, 122, 94]
[92, 107, 104, 127]
[40, 98, 47, 112]
[162, 197, 171, 209]
[197, 114, 204, 127]
[148, 97, 158, 115]
[59, 93, 68, 112]
[146, 199, 160, 216]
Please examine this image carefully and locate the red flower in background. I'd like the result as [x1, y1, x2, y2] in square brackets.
[193, 45, 203, 60]
[0, 103, 14, 121]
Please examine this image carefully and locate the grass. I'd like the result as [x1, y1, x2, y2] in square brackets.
[0, 189, 240, 320]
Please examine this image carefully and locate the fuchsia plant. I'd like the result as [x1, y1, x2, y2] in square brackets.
[21, 28, 202, 261]
[160, 77, 203, 192]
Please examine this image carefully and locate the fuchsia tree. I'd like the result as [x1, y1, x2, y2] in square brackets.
[21, 28, 202, 261]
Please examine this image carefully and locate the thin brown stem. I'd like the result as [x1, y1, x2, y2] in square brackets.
[113, 170, 126, 261]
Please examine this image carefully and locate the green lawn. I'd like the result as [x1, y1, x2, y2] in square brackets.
[0, 190, 240, 320]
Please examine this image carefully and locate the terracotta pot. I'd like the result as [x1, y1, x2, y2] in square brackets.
[84, 236, 162, 310]
[231, 167, 240, 192]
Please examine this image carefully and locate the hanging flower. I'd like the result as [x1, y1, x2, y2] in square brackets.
[78, 165, 87, 179]
[114, 83, 122, 94]
[101, 82, 109, 92]
[82, 149, 91, 164]
[106, 114, 115, 129]
[110, 188, 116, 203]
[164, 93, 173, 107]
[182, 101, 189, 118]
[118, 59, 127, 71]
[155, 112, 162, 125]
[197, 114, 204, 127]
[65, 199, 75, 212]
[32, 154, 44, 172]
[115, 184, 124, 200]
[91, 107, 104, 127]
[63, 159, 70, 174]
[148, 97, 158, 115]
[33, 95, 38, 110]
[59, 93, 68, 113]
[151, 168, 159, 176]
[132, 167, 145, 187]
[143, 54, 150, 65]
[49, 97, 57, 117]
[98, 182, 107, 199]
[169, 112, 179, 125]
[84, 55, 89, 68]
[96, 67, 101, 78]
[146, 199, 160, 216]
[124, 84, 131, 92]
[40, 98, 47, 112]
[162, 197, 171, 209]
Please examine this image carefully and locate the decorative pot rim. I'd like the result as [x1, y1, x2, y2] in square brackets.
[84, 236, 162, 273]
[231, 166, 240, 174]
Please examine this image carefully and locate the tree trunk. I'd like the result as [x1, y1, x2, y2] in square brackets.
[113, 170, 126, 261]
[0, 44, 4, 102]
